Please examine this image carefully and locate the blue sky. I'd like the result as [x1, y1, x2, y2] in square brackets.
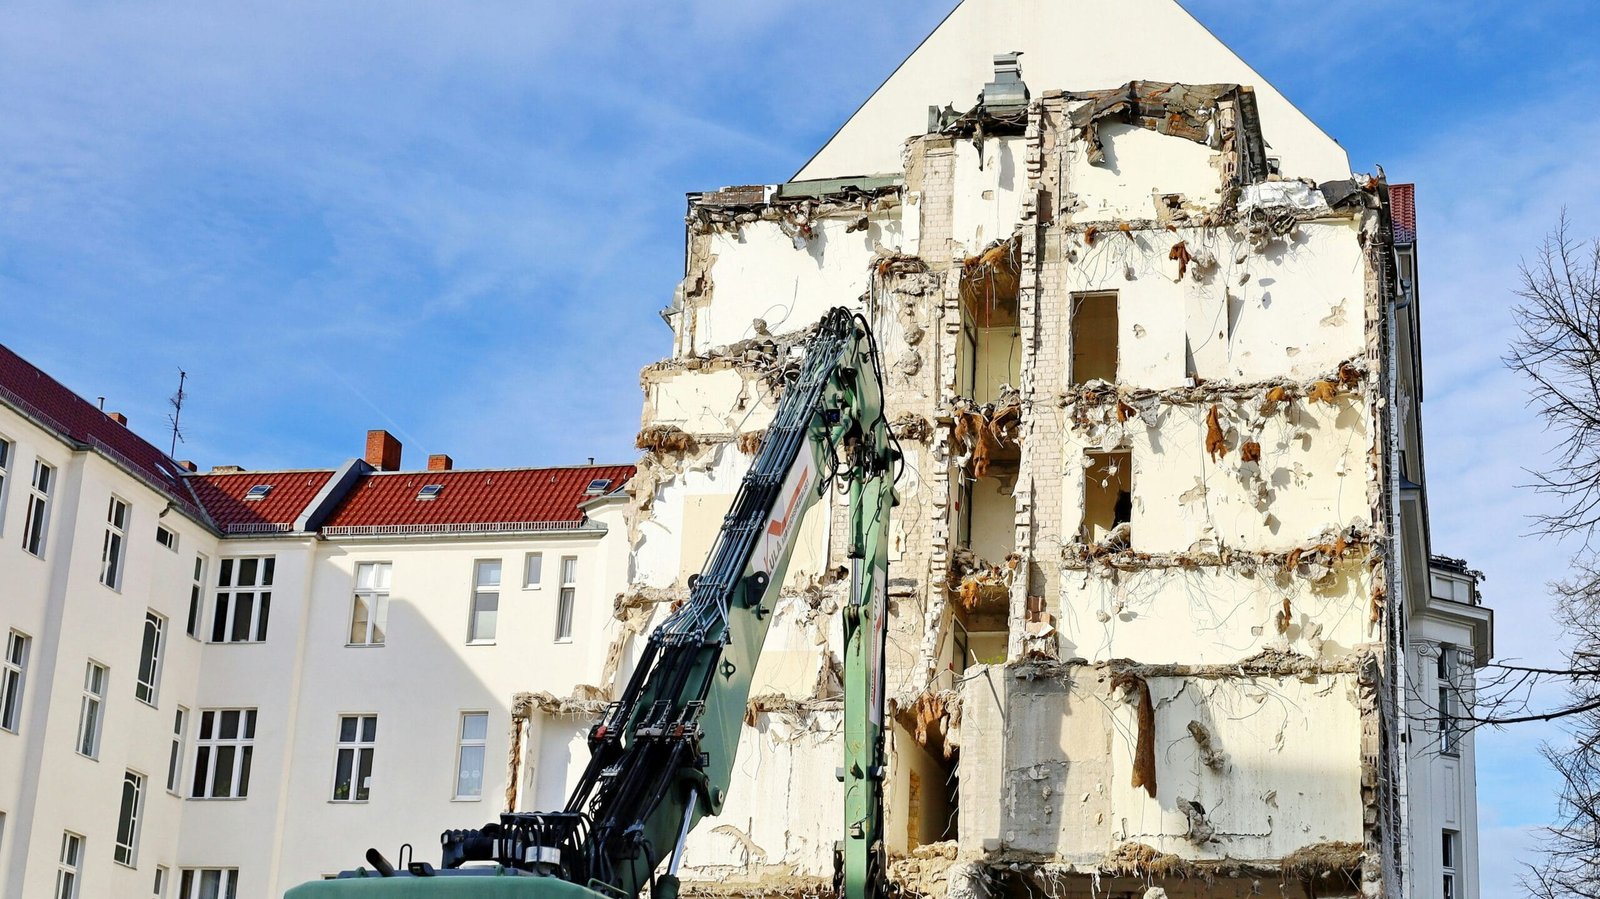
[3, 1, 1598, 892]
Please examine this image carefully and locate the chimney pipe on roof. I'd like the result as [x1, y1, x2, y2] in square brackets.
[365, 430, 402, 471]
[107, 412, 128, 426]
[177, 460, 198, 472]
[427, 454, 453, 471]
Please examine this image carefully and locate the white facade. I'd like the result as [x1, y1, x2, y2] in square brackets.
[0, 377, 635, 899]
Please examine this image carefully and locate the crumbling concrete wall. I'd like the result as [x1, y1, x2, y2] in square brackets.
[594, 76, 1393, 899]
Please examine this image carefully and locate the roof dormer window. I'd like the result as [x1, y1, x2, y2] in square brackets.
[417, 484, 444, 501]
[585, 479, 611, 495]
[244, 485, 272, 501]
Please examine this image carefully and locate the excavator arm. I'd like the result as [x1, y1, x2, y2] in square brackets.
[288, 308, 898, 899]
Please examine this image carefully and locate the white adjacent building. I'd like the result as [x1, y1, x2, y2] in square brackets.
[0, 341, 635, 898]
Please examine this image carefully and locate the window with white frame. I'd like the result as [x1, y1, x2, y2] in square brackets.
[156, 525, 178, 552]
[332, 714, 377, 801]
[555, 556, 577, 642]
[455, 711, 488, 799]
[100, 496, 130, 589]
[1431, 572, 1473, 604]
[523, 552, 543, 589]
[23, 459, 54, 557]
[468, 560, 500, 643]
[78, 661, 108, 758]
[211, 557, 274, 643]
[348, 563, 391, 646]
[178, 868, 238, 899]
[186, 555, 206, 639]
[1438, 646, 1460, 755]
[56, 831, 83, 899]
[1442, 829, 1458, 899]
[1, 630, 29, 732]
[153, 865, 169, 898]
[0, 436, 11, 534]
[191, 709, 256, 799]
[114, 769, 145, 866]
[167, 707, 187, 794]
[136, 611, 166, 705]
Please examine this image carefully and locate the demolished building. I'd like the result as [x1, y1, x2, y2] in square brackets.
[540, 3, 1493, 898]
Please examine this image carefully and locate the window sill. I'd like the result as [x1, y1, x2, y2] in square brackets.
[113, 858, 137, 870]
[136, 696, 157, 709]
[466, 640, 497, 647]
[187, 796, 248, 801]
[101, 583, 122, 594]
[554, 638, 574, 645]
[205, 640, 267, 646]
[344, 643, 386, 649]
[75, 752, 99, 762]
[329, 799, 371, 805]
[451, 796, 484, 803]
[522, 585, 543, 591]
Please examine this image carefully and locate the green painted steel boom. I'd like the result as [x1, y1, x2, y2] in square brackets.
[288, 308, 898, 899]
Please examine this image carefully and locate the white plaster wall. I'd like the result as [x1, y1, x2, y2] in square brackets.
[1061, 221, 1369, 388]
[1066, 120, 1222, 222]
[688, 214, 901, 355]
[1063, 397, 1372, 555]
[645, 368, 777, 437]
[1112, 675, 1366, 861]
[794, 0, 1351, 183]
[1408, 619, 1484, 899]
[1059, 561, 1375, 665]
[951, 137, 1026, 255]
[680, 711, 843, 878]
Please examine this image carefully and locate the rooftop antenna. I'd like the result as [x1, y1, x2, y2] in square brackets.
[167, 370, 187, 457]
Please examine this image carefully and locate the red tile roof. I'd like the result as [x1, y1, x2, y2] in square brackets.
[322, 465, 634, 532]
[189, 470, 335, 534]
[0, 342, 207, 521]
[1390, 183, 1416, 245]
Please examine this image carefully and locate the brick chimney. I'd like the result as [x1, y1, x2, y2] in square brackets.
[177, 460, 198, 472]
[107, 412, 128, 426]
[427, 454, 453, 471]
[365, 430, 402, 471]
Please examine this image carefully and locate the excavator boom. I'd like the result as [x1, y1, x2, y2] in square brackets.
[288, 308, 897, 899]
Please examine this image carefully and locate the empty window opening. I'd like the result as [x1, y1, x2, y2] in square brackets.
[957, 244, 1022, 406]
[1442, 829, 1459, 899]
[1071, 292, 1119, 384]
[156, 525, 178, 551]
[888, 713, 958, 854]
[1082, 451, 1133, 545]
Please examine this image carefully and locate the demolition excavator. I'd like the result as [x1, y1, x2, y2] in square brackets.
[287, 307, 900, 899]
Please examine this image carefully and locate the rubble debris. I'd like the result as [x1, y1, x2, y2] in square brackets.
[1204, 405, 1227, 460]
[1063, 525, 1374, 575]
[1240, 440, 1262, 463]
[891, 412, 934, 443]
[636, 424, 697, 454]
[1057, 362, 1369, 417]
[892, 690, 961, 761]
[960, 238, 1021, 328]
[1065, 81, 1267, 183]
[1280, 840, 1365, 884]
[737, 429, 766, 455]
[1176, 797, 1216, 844]
[1187, 720, 1226, 770]
[1168, 240, 1192, 280]
[1109, 670, 1157, 798]
[1306, 380, 1339, 404]
[950, 393, 1022, 478]
[1099, 842, 1189, 880]
[512, 690, 609, 718]
[953, 551, 1018, 613]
